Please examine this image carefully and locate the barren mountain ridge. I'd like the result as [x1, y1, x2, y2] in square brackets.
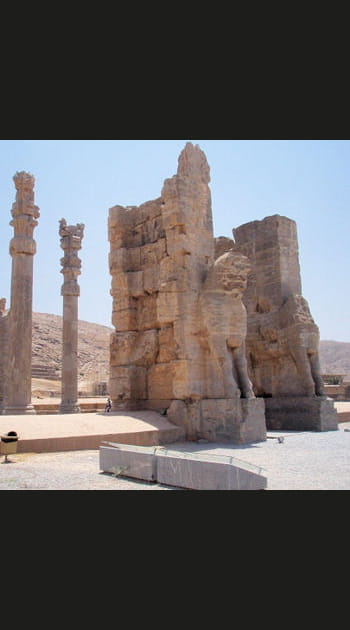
[31, 312, 350, 381]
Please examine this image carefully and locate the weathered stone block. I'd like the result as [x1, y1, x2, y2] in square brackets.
[110, 330, 158, 367]
[143, 266, 160, 294]
[109, 366, 147, 402]
[157, 291, 180, 324]
[148, 363, 176, 400]
[136, 295, 158, 330]
[100, 444, 157, 481]
[109, 247, 141, 273]
[111, 307, 137, 332]
[156, 449, 267, 490]
[264, 396, 338, 431]
[100, 443, 267, 489]
[200, 398, 266, 444]
[157, 326, 178, 362]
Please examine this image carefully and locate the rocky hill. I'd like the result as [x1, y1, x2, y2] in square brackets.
[319, 340, 350, 376]
[30, 313, 350, 384]
[32, 312, 112, 388]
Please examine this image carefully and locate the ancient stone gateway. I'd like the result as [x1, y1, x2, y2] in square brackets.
[108, 143, 266, 443]
[2, 172, 39, 415]
[59, 219, 84, 413]
[217, 215, 338, 431]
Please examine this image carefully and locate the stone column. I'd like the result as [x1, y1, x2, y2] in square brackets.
[59, 219, 84, 413]
[2, 172, 40, 415]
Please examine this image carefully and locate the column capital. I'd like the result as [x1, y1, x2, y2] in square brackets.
[11, 171, 40, 220]
[59, 219, 84, 295]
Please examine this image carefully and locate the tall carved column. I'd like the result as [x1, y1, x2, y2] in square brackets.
[2, 172, 40, 415]
[59, 219, 84, 413]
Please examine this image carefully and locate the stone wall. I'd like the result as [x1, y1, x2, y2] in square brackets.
[108, 144, 213, 424]
[108, 143, 266, 442]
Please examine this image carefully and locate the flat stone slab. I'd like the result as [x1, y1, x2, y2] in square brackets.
[100, 443, 157, 481]
[99, 442, 267, 490]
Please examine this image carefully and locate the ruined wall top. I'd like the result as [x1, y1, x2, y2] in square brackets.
[233, 214, 302, 310]
[177, 142, 211, 184]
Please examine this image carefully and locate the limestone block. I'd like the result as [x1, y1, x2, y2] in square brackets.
[111, 307, 137, 332]
[200, 398, 266, 444]
[138, 198, 163, 222]
[140, 239, 166, 266]
[110, 330, 158, 367]
[142, 216, 165, 243]
[110, 272, 129, 295]
[127, 271, 144, 297]
[109, 365, 147, 402]
[157, 326, 178, 362]
[109, 247, 141, 273]
[167, 399, 202, 439]
[100, 443, 267, 489]
[157, 291, 180, 325]
[136, 295, 158, 331]
[108, 206, 134, 246]
[156, 449, 267, 490]
[100, 444, 157, 481]
[143, 266, 160, 295]
[159, 254, 197, 291]
[265, 396, 338, 431]
[172, 359, 203, 400]
[147, 363, 175, 400]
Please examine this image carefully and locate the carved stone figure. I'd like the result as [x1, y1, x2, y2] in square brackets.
[279, 294, 325, 397]
[199, 251, 254, 399]
[216, 214, 338, 431]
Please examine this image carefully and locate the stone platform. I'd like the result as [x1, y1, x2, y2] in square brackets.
[0, 409, 185, 453]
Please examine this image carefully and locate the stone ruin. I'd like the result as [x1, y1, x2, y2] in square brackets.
[216, 216, 338, 431]
[108, 142, 338, 441]
[0, 143, 339, 439]
[1, 171, 39, 414]
[0, 173, 84, 415]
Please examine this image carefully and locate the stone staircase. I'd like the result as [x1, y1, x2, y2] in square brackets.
[31, 363, 60, 380]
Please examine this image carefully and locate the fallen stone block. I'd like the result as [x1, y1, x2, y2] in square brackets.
[99, 443, 157, 482]
[156, 449, 267, 490]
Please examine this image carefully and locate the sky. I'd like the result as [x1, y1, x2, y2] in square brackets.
[0, 139, 349, 342]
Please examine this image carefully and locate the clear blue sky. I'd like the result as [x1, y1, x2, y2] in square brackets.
[0, 140, 349, 342]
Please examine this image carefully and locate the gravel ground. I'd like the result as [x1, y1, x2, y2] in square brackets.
[1, 423, 350, 490]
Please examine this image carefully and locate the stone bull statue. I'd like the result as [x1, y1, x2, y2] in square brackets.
[200, 251, 255, 399]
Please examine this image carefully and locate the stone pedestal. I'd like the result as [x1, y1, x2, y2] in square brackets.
[200, 398, 267, 443]
[264, 396, 338, 431]
[168, 397, 266, 444]
[2, 172, 39, 415]
[59, 219, 84, 414]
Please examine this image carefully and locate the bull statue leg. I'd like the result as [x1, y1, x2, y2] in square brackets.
[289, 344, 318, 396]
[232, 342, 255, 399]
[309, 351, 325, 396]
